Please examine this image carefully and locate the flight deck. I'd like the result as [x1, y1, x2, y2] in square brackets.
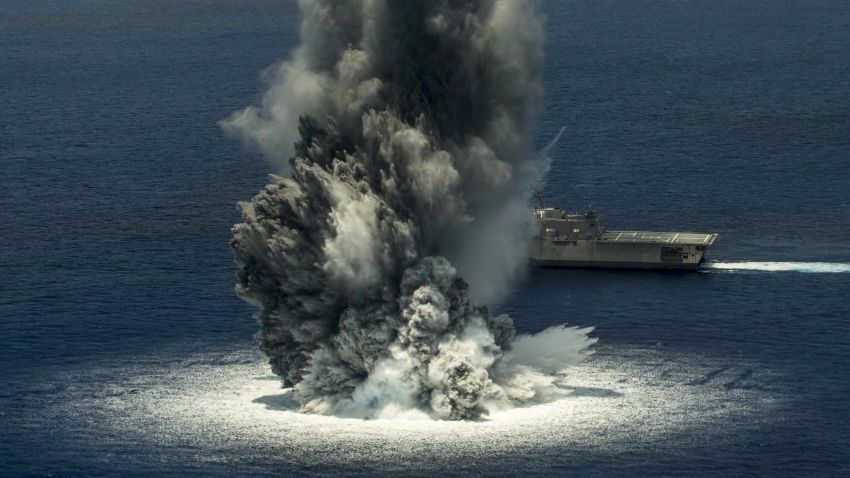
[602, 231, 718, 246]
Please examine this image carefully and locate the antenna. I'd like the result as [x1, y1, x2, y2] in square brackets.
[533, 191, 545, 209]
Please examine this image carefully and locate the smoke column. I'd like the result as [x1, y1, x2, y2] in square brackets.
[226, 0, 596, 420]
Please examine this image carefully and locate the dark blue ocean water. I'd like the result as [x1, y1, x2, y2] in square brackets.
[2, 1, 849, 476]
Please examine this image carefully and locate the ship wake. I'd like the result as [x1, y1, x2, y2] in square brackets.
[702, 261, 850, 273]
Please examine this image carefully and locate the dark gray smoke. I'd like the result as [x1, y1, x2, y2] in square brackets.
[226, 0, 595, 420]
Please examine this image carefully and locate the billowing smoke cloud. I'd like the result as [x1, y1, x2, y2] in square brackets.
[227, 0, 596, 420]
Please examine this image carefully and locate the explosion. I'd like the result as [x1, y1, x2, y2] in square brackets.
[226, 0, 595, 420]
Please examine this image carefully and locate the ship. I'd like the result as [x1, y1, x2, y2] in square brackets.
[530, 207, 718, 270]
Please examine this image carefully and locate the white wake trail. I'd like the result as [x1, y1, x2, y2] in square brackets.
[702, 261, 850, 273]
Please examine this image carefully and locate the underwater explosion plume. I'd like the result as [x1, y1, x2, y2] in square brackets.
[227, 0, 596, 420]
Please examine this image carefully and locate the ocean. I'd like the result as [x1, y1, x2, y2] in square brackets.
[2, 0, 849, 476]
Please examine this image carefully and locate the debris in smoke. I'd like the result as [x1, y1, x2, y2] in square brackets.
[228, 0, 596, 419]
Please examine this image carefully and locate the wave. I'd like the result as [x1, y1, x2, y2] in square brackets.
[702, 261, 850, 273]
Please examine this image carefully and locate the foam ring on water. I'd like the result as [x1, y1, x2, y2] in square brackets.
[57, 347, 787, 470]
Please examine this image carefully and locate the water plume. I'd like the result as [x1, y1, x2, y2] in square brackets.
[227, 0, 596, 420]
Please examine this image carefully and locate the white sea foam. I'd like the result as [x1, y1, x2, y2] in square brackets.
[55, 348, 784, 471]
[703, 261, 850, 273]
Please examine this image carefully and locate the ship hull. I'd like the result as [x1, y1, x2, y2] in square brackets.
[530, 236, 711, 270]
[532, 259, 702, 270]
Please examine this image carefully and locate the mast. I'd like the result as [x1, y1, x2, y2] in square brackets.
[533, 191, 545, 209]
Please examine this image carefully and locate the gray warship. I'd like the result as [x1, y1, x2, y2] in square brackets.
[530, 207, 718, 270]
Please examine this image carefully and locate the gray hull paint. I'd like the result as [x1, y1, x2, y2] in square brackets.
[533, 260, 702, 270]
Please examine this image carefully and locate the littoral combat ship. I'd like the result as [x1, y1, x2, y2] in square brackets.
[530, 206, 718, 270]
